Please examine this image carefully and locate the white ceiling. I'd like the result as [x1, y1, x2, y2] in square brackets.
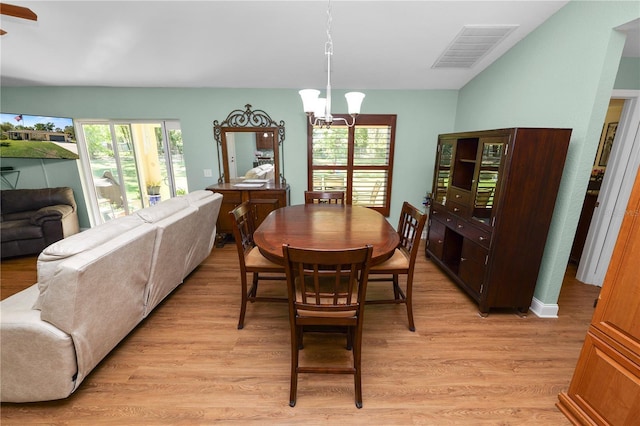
[0, 1, 637, 90]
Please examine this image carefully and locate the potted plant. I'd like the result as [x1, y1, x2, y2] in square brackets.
[146, 180, 162, 205]
[146, 181, 161, 196]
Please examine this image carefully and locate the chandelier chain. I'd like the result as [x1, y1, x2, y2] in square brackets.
[325, 0, 333, 56]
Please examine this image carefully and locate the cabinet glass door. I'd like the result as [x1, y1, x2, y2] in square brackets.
[472, 138, 505, 224]
[434, 140, 454, 204]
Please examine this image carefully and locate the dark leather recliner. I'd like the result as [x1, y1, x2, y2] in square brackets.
[1, 187, 80, 259]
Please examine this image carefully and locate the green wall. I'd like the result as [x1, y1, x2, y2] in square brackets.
[454, 0, 639, 308]
[0, 87, 457, 229]
[615, 57, 640, 89]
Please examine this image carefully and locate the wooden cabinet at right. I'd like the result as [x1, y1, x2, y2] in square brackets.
[557, 169, 640, 425]
[425, 128, 572, 315]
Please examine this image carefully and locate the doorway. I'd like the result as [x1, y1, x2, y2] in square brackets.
[576, 90, 640, 286]
[569, 99, 625, 264]
[76, 120, 188, 226]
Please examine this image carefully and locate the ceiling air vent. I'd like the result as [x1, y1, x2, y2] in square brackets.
[432, 25, 518, 69]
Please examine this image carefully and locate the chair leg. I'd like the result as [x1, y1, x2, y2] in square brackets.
[392, 274, 401, 300]
[247, 272, 260, 303]
[297, 326, 304, 349]
[353, 328, 363, 409]
[406, 276, 415, 332]
[237, 273, 249, 329]
[289, 327, 300, 407]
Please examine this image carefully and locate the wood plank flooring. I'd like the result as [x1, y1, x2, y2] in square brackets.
[0, 242, 599, 425]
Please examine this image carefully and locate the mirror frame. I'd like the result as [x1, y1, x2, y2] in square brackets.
[213, 104, 286, 184]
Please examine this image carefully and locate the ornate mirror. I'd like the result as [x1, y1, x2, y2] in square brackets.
[213, 104, 286, 184]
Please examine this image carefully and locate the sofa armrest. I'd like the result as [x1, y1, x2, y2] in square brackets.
[30, 205, 73, 226]
[1, 285, 77, 403]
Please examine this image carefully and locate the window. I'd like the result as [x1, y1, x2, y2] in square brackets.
[76, 120, 187, 225]
[307, 114, 396, 216]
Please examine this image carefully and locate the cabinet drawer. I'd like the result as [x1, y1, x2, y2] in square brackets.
[249, 190, 287, 203]
[446, 200, 471, 217]
[448, 187, 471, 205]
[454, 219, 491, 248]
[217, 190, 242, 204]
[427, 217, 446, 259]
[430, 204, 456, 227]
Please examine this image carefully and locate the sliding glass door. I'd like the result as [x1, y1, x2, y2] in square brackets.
[76, 120, 187, 225]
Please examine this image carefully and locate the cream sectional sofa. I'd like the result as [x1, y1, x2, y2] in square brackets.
[0, 190, 223, 403]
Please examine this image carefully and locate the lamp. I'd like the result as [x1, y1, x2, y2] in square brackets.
[299, 0, 365, 128]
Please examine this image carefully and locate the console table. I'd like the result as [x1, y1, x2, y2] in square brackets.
[206, 181, 289, 246]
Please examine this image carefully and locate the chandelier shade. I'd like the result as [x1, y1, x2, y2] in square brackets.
[299, 89, 320, 114]
[345, 92, 365, 115]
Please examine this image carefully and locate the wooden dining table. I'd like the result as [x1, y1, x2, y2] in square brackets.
[253, 204, 400, 266]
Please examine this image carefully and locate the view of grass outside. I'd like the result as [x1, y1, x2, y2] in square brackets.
[0, 140, 79, 159]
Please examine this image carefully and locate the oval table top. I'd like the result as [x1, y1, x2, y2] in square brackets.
[253, 204, 400, 266]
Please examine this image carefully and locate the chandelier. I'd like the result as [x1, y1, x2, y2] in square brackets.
[299, 0, 365, 128]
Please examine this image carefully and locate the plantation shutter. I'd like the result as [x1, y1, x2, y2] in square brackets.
[307, 114, 396, 216]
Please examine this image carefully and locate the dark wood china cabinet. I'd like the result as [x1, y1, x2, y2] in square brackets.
[426, 128, 571, 315]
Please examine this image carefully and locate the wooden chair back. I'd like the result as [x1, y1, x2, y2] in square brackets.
[229, 201, 257, 261]
[367, 201, 427, 332]
[229, 201, 286, 329]
[397, 201, 427, 262]
[304, 191, 345, 205]
[284, 245, 372, 323]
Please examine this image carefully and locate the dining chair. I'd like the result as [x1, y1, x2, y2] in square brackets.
[367, 201, 427, 332]
[282, 244, 373, 409]
[304, 190, 345, 204]
[229, 201, 286, 329]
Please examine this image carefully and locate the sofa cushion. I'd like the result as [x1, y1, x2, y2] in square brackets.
[135, 196, 189, 223]
[0, 187, 76, 215]
[30, 205, 73, 226]
[34, 214, 145, 310]
[0, 220, 44, 242]
[143, 206, 199, 314]
[38, 223, 157, 387]
[2, 210, 39, 222]
[184, 191, 223, 275]
[184, 189, 212, 203]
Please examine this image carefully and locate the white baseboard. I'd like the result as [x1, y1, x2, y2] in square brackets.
[529, 297, 558, 318]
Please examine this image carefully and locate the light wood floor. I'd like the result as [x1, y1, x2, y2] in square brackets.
[1, 241, 599, 425]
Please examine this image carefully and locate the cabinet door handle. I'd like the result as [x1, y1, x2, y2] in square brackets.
[457, 224, 464, 229]
[478, 236, 487, 241]
[446, 218, 453, 222]
[460, 257, 467, 262]
[438, 240, 443, 244]
[455, 194, 462, 198]
[453, 207, 460, 212]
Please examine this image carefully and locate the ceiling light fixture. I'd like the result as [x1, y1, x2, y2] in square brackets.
[299, 0, 365, 128]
